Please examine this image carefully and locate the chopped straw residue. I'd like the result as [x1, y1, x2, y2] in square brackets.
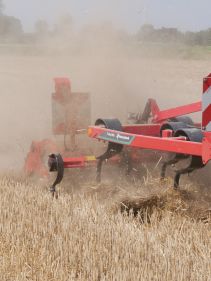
[119, 188, 211, 223]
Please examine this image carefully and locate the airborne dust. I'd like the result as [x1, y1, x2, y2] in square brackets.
[0, 7, 210, 210]
[0, 26, 210, 171]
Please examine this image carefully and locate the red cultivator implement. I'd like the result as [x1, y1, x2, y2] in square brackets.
[47, 74, 211, 195]
[24, 77, 97, 179]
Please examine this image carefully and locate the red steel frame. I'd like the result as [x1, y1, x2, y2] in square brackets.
[149, 99, 202, 123]
[61, 92, 206, 168]
[87, 126, 202, 156]
[41, 73, 211, 173]
[61, 106, 205, 169]
[62, 156, 96, 169]
[25, 74, 211, 178]
[83, 74, 211, 167]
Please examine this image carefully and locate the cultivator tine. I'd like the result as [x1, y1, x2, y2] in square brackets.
[94, 118, 124, 182]
[174, 155, 204, 188]
[161, 158, 178, 180]
[160, 154, 188, 180]
[96, 158, 104, 183]
[121, 151, 133, 176]
[48, 154, 64, 197]
[174, 167, 194, 189]
[161, 154, 204, 188]
[96, 142, 123, 182]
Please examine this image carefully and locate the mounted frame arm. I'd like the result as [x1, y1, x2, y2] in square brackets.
[87, 126, 202, 157]
[150, 99, 201, 123]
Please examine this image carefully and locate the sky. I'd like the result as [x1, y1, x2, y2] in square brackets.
[3, 0, 211, 33]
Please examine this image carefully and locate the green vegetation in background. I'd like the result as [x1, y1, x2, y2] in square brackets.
[1, 0, 211, 59]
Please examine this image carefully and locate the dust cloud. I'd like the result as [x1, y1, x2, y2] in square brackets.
[0, 15, 210, 171]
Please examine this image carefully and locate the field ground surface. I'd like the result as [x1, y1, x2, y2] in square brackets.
[0, 175, 210, 281]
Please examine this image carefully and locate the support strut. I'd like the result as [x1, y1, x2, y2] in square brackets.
[96, 142, 123, 182]
[173, 156, 204, 188]
[95, 118, 123, 182]
[160, 154, 188, 180]
[166, 128, 204, 188]
[48, 154, 64, 197]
